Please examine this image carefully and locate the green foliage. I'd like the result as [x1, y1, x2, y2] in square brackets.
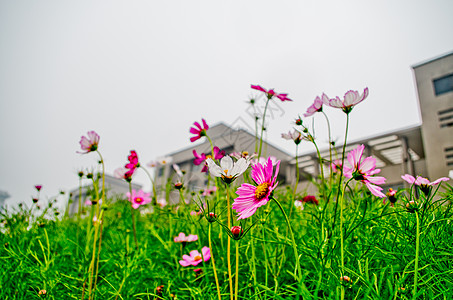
[1, 183, 453, 299]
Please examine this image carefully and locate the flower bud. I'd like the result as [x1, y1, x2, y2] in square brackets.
[406, 200, 417, 213]
[207, 212, 217, 223]
[32, 198, 38, 203]
[174, 182, 183, 190]
[231, 226, 243, 239]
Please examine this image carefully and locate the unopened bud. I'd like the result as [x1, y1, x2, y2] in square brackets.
[207, 212, 217, 222]
[231, 226, 243, 239]
[174, 182, 183, 190]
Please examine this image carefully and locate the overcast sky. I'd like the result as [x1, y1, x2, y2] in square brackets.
[1, 0, 453, 210]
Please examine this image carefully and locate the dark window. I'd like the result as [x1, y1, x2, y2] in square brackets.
[433, 74, 453, 96]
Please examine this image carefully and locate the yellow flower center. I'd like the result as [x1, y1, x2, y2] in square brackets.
[242, 151, 249, 156]
[135, 197, 143, 203]
[194, 255, 202, 261]
[206, 155, 212, 159]
[162, 160, 166, 164]
[255, 182, 270, 199]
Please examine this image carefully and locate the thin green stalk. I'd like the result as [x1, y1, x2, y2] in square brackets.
[258, 98, 271, 159]
[128, 182, 138, 250]
[413, 211, 420, 300]
[322, 111, 333, 186]
[209, 223, 222, 300]
[293, 144, 300, 197]
[235, 240, 240, 300]
[272, 197, 301, 282]
[332, 113, 350, 232]
[312, 140, 326, 200]
[140, 166, 157, 205]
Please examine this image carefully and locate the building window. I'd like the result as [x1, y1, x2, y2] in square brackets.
[433, 74, 453, 96]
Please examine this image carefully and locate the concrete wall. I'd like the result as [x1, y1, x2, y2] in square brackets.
[413, 52, 453, 180]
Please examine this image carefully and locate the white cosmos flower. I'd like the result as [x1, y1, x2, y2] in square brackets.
[206, 156, 249, 184]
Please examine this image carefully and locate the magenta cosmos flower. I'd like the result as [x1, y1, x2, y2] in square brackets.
[179, 246, 211, 267]
[303, 94, 329, 117]
[174, 232, 198, 243]
[126, 189, 151, 209]
[232, 157, 280, 220]
[343, 144, 386, 198]
[125, 150, 140, 172]
[190, 119, 209, 142]
[193, 146, 225, 172]
[251, 84, 292, 102]
[78, 130, 100, 154]
[326, 88, 369, 114]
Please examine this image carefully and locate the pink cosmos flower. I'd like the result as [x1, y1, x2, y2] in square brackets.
[401, 174, 449, 195]
[157, 198, 167, 208]
[230, 151, 257, 161]
[343, 144, 386, 198]
[202, 187, 217, 196]
[114, 167, 134, 182]
[281, 130, 303, 145]
[326, 88, 369, 114]
[125, 150, 139, 172]
[303, 94, 329, 117]
[190, 119, 209, 142]
[331, 159, 343, 173]
[35, 185, 42, 192]
[251, 84, 292, 102]
[179, 246, 211, 267]
[232, 157, 280, 220]
[193, 147, 225, 173]
[401, 174, 450, 187]
[126, 189, 152, 209]
[174, 232, 198, 243]
[251, 156, 278, 167]
[78, 131, 100, 154]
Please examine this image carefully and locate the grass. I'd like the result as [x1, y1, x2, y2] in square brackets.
[1, 180, 453, 299]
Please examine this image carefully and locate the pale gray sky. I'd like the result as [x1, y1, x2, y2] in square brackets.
[1, 0, 453, 209]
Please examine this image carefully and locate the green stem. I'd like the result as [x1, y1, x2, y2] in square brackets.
[293, 144, 300, 197]
[322, 111, 333, 186]
[128, 182, 138, 250]
[332, 113, 350, 232]
[272, 197, 301, 281]
[140, 166, 157, 205]
[413, 211, 420, 300]
[209, 223, 222, 300]
[235, 241, 240, 300]
[258, 98, 271, 159]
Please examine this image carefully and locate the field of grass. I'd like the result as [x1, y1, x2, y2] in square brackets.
[2, 179, 453, 299]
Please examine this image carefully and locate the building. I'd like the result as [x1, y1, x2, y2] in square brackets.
[154, 123, 293, 201]
[68, 174, 142, 215]
[413, 51, 453, 180]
